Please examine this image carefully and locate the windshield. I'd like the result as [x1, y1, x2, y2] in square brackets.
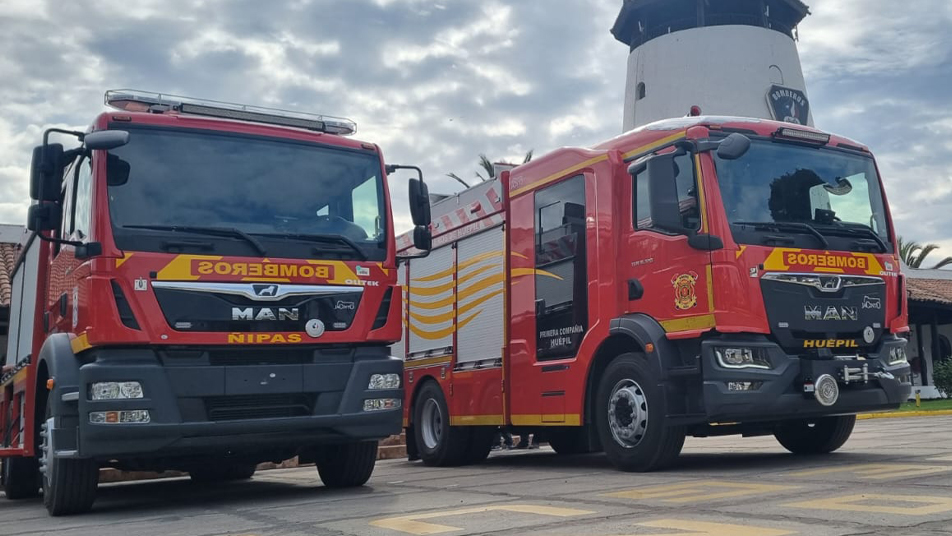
[713, 140, 891, 252]
[106, 126, 387, 260]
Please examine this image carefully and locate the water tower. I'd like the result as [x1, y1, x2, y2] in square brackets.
[611, 0, 812, 130]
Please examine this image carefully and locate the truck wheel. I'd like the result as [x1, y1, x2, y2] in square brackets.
[413, 381, 472, 466]
[464, 428, 496, 464]
[2, 456, 41, 500]
[595, 353, 685, 472]
[41, 405, 99, 516]
[774, 415, 856, 454]
[315, 441, 378, 488]
[546, 428, 591, 455]
[189, 463, 257, 483]
[406, 427, 421, 461]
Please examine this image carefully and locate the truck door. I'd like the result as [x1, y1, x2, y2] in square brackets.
[625, 151, 715, 334]
[508, 174, 590, 425]
[48, 155, 93, 334]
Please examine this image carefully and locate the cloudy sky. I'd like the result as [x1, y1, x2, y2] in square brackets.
[1, 0, 950, 259]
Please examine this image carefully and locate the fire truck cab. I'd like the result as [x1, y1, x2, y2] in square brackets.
[396, 115, 912, 471]
[1, 90, 431, 515]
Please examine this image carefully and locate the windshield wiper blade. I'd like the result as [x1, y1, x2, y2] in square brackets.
[732, 221, 830, 249]
[252, 232, 366, 260]
[123, 225, 267, 256]
[815, 223, 888, 252]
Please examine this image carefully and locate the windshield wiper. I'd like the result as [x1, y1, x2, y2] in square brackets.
[814, 223, 888, 252]
[252, 232, 367, 260]
[123, 225, 267, 256]
[732, 221, 830, 249]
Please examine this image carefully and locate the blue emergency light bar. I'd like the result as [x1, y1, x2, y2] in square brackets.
[104, 89, 357, 136]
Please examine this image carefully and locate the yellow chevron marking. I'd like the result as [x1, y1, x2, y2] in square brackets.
[408, 310, 482, 340]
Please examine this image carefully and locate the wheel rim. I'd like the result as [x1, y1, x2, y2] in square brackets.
[607, 378, 648, 449]
[40, 416, 54, 488]
[420, 398, 443, 450]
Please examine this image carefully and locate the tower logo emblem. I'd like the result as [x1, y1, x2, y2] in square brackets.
[766, 85, 810, 125]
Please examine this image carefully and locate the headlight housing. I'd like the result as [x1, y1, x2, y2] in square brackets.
[90, 381, 144, 400]
[714, 347, 772, 370]
[368, 373, 401, 390]
[888, 346, 908, 365]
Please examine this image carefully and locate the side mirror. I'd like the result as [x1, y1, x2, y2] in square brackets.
[412, 225, 432, 251]
[646, 154, 688, 234]
[84, 130, 130, 151]
[107, 153, 131, 186]
[27, 203, 62, 232]
[716, 132, 751, 161]
[408, 178, 431, 227]
[30, 143, 65, 202]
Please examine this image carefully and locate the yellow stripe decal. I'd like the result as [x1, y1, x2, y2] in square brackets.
[115, 253, 133, 268]
[510, 414, 582, 426]
[408, 310, 481, 340]
[404, 355, 452, 369]
[660, 314, 716, 333]
[510, 155, 608, 197]
[450, 415, 505, 426]
[408, 294, 455, 310]
[735, 245, 748, 259]
[706, 264, 715, 313]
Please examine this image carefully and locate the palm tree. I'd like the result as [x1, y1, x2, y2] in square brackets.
[898, 236, 952, 269]
[447, 150, 534, 188]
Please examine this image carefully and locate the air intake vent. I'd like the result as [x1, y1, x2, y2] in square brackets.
[372, 287, 393, 330]
[204, 394, 315, 421]
[111, 280, 140, 330]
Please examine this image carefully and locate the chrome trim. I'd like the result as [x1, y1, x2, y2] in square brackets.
[761, 273, 883, 293]
[150, 281, 364, 301]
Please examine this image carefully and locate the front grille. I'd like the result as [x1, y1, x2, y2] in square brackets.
[204, 394, 315, 421]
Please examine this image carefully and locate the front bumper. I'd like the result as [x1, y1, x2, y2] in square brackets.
[701, 335, 912, 423]
[65, 346, 403, 459]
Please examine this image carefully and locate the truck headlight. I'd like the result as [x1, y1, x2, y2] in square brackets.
[368, 373, 401, 390]
[888, 347, 907, 365]
[89, 410, 151, 424]
[363, 398, 401, 412]
[90, 381, 144, 400]
[715, 347, 772, 370]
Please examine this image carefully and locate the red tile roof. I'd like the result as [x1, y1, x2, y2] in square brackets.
[0, 243, 21, 307]
[906, 278, 952, 307]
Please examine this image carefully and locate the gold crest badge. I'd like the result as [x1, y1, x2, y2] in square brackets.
[671, 272, 699, 310]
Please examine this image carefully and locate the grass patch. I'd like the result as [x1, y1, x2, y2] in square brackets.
[894, 398, 952, 412]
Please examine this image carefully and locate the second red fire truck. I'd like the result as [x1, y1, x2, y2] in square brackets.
[396, 115, 912, 471]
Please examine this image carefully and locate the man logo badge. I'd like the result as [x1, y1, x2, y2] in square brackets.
[252, 284, 279, 297]
[863, 326, 876, 344]
[863, 295, 882, 310]
[305, 319, 325, 338]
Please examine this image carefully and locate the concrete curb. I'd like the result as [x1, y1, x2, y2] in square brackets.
[857, 409, 952, 420]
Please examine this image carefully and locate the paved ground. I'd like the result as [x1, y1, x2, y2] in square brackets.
[3, 416, 952, 536]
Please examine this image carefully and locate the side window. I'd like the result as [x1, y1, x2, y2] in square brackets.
[73, 158, 93, 240]
[58, 160, 77, 243]
[633, 152, 700, 231]
[351, 175, 380, 239]
[534, 175, 588, 360]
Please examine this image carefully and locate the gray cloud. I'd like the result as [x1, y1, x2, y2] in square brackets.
[1, 0, 950, 258]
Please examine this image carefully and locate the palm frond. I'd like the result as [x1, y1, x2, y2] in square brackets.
[931, 257, 952, 270]
[478, 154, 495, 179]
[522, 149, 534, 164]
[446, 172, 470, 188]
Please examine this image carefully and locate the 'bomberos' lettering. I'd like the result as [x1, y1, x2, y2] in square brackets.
[195, 260, 332, 279]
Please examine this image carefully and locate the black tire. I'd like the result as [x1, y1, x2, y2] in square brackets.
[595, 353, 685, 472]
[406, 427, 420, 461]
[42, 403, 99, 516]
[412, 381, 472, 466]
[546, 428, 591, 456]
[464, 428, 496, 464]
[189, 463, 257, 483]
[774, 415, 856, 455]
[2, 456, 41, 500]
[315, 441, 378, 488]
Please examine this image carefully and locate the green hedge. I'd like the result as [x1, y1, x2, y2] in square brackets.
[934, 359, 952, 399]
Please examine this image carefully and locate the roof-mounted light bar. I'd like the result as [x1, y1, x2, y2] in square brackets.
[103, 89, 357, 136]
[774, 127, 830, 145]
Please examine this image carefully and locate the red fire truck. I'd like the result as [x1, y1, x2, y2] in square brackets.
[395, 115, 912, 471]
[0, 90, 432, 515]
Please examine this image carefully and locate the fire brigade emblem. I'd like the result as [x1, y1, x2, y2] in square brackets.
[672, 272, 699, 310]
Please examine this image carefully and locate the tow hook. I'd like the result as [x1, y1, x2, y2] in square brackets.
[841, 364, 894, 384]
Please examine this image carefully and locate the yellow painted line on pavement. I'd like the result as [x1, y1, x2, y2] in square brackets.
[858, 410, 952, 420]
[624, 519, 796, 536]
[370, 504, 595, 535]
[603, 480, 798, 504]
[788, 463, 952, 480]
[786, 493, 952, 515]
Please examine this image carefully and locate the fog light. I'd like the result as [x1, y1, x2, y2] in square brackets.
[90, 381, 143, 400]
[814, 374, 839, 407]
[888, 347, 907, 365]
[89, 410, 151, 424]
[368, 373, 401, 390]
[715, 347, 772, 370]
[727, 381, 763, 391]
[363, 398, 401, 412]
